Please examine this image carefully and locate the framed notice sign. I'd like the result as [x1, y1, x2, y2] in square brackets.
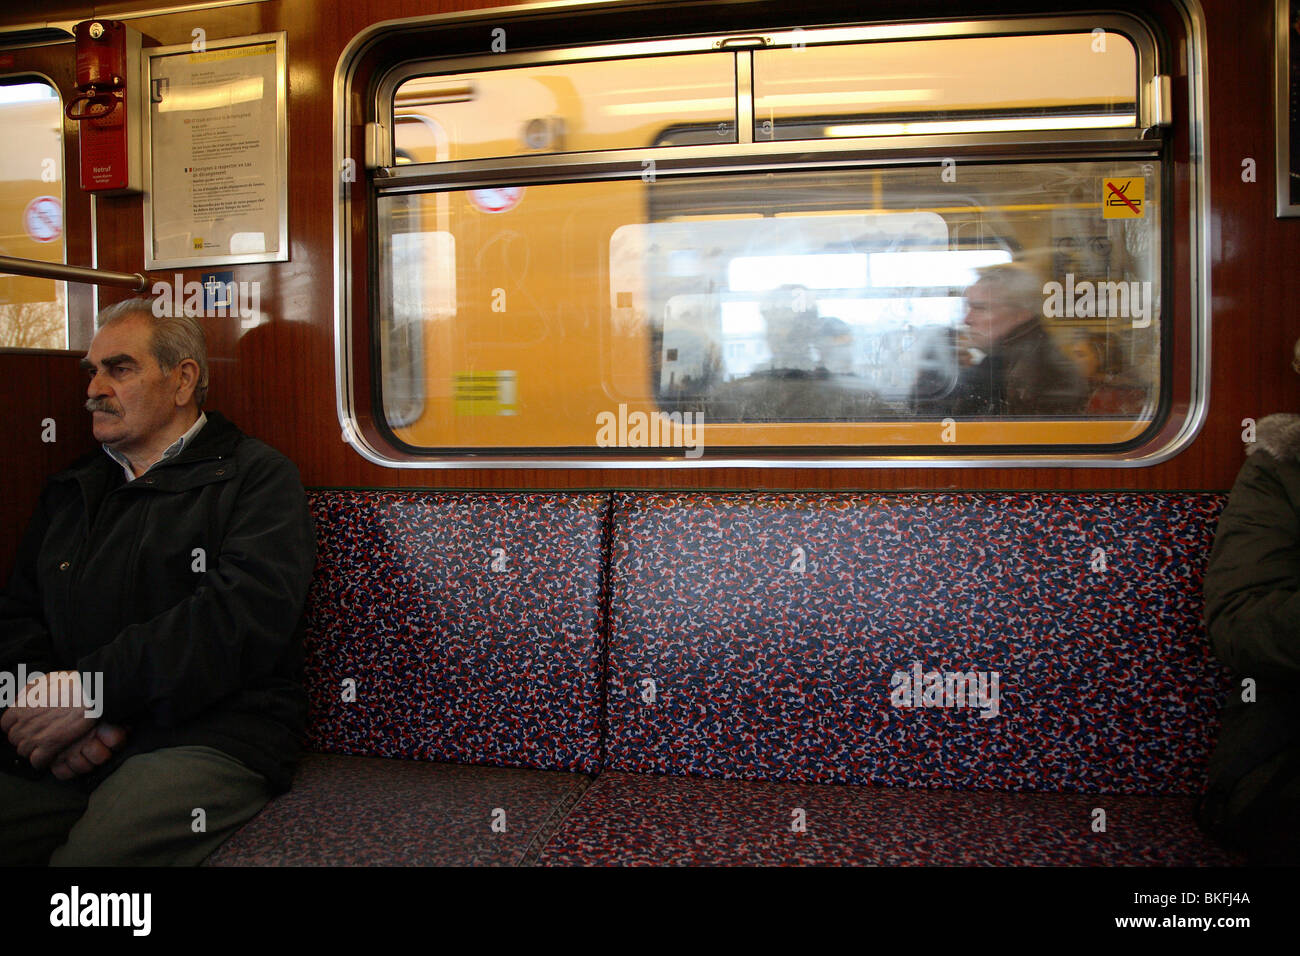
[144, 33, 288, 267]
[1278, 1, 1300, 216]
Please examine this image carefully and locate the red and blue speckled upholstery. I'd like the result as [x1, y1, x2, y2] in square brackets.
[603, 492, 1229, 795]
[209, 491, 608, 866]
[208, 753, 590, 866]
[303, 491, 609, 772]
[210, 489, 1240, 865]
[536, 771, 1233, 865]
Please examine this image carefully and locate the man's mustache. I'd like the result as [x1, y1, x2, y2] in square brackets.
[85, 398, 120, 415]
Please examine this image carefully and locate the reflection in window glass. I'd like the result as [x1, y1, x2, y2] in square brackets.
[753, 33, 1137, 141]
[674, 241, 1014, 402]
[393, 53, 736, 164]
[376, 159, 1160, 452]
[0, 80, 66, 349]
[379, 192, 455, 426]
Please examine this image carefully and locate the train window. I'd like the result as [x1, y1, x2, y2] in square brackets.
[393, 53, 737, 163]
[0, 77, 66, 349]
[374, 158, 1160, 450]
[752, 33, 1138, 141]
[345, 12, 1196, 464]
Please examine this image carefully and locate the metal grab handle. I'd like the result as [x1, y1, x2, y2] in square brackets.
[65, 88, 121, 121]
[0, 255, 148, 292]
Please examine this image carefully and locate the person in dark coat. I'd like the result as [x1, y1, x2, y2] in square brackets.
[914, 263, 1087, 417]
[0, 298, 315, 865]
[1198, 405, 1300, 863]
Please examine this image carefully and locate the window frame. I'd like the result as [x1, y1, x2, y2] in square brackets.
[334, 2, 1209, 469]
[0, 56, 95, 354]
[0, 73, 68, 350]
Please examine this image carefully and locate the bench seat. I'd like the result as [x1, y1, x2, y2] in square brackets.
[209, 758, 1237, 866]
[205, 753, 591, 866]
[533, 770, 1238, 866]
[209, 489, 1241, 866]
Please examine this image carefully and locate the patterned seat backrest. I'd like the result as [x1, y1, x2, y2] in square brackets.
[303, 491, 609, 773]
[605, 491, 1230, 795]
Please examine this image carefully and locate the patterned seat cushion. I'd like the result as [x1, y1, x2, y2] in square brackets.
[536, 770, 1240, 866]
[206, 753, 591, 866]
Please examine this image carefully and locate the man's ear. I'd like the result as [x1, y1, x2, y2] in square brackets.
[173, 358, 200, 407]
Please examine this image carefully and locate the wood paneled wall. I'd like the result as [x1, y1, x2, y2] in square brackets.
[2, 0, 1295, 578]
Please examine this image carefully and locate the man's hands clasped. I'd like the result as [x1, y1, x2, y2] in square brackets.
[0, 671, 128, 778]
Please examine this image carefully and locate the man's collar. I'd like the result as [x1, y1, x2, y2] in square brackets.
[1000, 316, 1043, 345]
[103, 411, 208, 481]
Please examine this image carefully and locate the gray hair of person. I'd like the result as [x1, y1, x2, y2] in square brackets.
[970, 262, 1045, 317]
[95, 298, 210, 406]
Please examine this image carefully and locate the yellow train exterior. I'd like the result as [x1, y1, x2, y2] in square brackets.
[381, 31, 1160, 455]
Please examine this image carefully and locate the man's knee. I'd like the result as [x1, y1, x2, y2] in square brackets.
[0, 769, 89, 865]
[1214, 751, 1300, 865]
[50, 746, 272, 866]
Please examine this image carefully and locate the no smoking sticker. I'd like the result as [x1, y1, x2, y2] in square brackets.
[1102, 177, 1144, 219]
[23, 196, 62, 243]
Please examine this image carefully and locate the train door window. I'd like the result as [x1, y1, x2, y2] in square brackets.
[343, 10, 1199, 465]
[0, 77, 66, 349]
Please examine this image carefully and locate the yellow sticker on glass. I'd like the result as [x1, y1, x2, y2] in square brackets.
[1102, 177, 1144, 219]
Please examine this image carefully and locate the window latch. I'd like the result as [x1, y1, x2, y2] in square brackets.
[1143, 75, 1172, 128]
[365, 121, 389, 169]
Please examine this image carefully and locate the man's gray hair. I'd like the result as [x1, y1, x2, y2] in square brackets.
[96, 299, 210, 406]
[971, 262, 1044, 317]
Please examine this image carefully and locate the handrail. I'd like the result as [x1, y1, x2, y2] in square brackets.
[0, 255, 148, 292]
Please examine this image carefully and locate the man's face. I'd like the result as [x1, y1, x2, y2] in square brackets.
[82, 314, 186, 454]
[963, 281, 1032, 350]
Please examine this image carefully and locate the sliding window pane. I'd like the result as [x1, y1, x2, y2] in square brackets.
[394, 52, 736, 164]
[376, 159, 1161, 454]
[753, 33, 1137, 141]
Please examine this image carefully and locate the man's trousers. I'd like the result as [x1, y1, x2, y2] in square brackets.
[0, 746, 270, 865]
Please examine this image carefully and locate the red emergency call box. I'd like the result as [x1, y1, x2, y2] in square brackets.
[65, 20, 142, 194]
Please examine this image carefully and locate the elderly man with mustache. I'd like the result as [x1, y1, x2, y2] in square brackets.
[0, 298, 315, 865]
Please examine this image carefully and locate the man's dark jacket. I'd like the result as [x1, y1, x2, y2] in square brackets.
[0, 411, 315, 792]
[915, 319, 1087, 417]
[1199, 413, 1300, 841]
